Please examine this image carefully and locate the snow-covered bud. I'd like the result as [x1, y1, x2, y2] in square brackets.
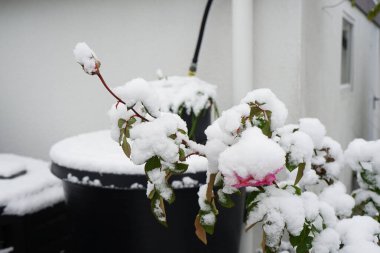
[73, 42, 101, 75]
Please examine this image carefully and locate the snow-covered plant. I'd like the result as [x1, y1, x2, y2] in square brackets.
[150, 74, 218, 141]
[73, 42, 380, 253]
[345, 139, 380, 221]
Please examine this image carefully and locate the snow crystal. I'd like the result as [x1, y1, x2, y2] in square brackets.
[335, 216, 380, 252]
[130, 183, 144, 189]
[130, 113, 187, 165]
[246, 187, 305, 236]
[73, 42, 100, 75]
[319, 182, 355, 218]
[263, 210, 286, 248]
[299, 118, 326, 149]
[301, 191, 320, 222]
[0, 154, 63, 215]
[150, 76, 217, 116]
[171, 176, 198, 189]
[66, 173, 102, 187]
[0, 159, 26, 178]
[197, 184, 211, 212]
[312, 228, 340, 253]
[275, 127, 314, 166]
[113, 78, 161, 117]
[345, 139, 380, 172]
[318, 201, 337, 228]
[218, 127, 285, 187]
[240, 89, 288, 130]
[201, 212, 216, 225]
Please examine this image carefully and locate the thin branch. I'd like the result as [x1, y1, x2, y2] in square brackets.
[96, 71, 149, 122]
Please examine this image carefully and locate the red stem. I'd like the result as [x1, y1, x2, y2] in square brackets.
[96, 71, 149, 122]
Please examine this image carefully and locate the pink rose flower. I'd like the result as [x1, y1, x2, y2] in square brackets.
[231, 167, 283, 188]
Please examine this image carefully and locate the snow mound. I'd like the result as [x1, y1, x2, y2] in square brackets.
[50, 130, 207, 175]
[0, 154, 63, 215]
[150, 76, 217, 116]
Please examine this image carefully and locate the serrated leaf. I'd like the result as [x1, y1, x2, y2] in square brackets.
[122, 137, 131, 158]
[118, 118, 127, 128]
[195, 215, 207, 244]
[294, 163, 306, 185]
[145, 156, 161, 173]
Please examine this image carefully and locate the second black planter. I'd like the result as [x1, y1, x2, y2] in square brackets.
[51, 164, 243, 253]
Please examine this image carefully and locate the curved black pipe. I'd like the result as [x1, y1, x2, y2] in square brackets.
[189, 0, 214, 76]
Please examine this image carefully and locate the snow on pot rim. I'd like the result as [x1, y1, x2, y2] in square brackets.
[50, 130, 208, 189]
[149, 75, 217, 116]
[0, 154, 64, 216]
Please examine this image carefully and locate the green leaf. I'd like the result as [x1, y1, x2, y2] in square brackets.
[121, 137, 131, 158]
[286, 153, 297, 172]
[127, 117, 137, 125]
[199, 211, 216, 235]
[217, 189, 235, 208]
[168, 134, 177, 140]
[173, 162, 188, 174]
[178, 148, 186, 161]
[145, 156, 161, 173]
[150, 192, 167, 227]
[291, 185, 302, 196]
[178, 128, 187, 135]
[124, 127, 130, 138]
[294, 163, 306, 185]
[118, 118, 126, 128]
[289, 223, 313, 253]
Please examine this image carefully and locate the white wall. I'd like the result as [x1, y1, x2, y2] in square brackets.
[302, 0, 380, 187]
[0, 0, 232, 160]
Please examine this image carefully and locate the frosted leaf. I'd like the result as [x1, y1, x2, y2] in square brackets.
[130, 113, 187, 165]
[241, 89, 288, 130]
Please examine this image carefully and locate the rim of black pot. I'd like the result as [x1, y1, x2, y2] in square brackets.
[51, 163, 207, 190]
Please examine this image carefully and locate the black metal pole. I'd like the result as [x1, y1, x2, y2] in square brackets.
[188, 0, 214, 76]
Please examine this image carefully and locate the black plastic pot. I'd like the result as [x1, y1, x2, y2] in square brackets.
[51, 163, 244, 253]
[0, 203, 69, 253]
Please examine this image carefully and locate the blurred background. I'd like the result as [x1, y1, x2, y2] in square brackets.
[1, 0, 380, 252]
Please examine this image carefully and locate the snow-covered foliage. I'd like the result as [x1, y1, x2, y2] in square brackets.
[0, 154, 64, 215]
[150, 75, 217, 116]
[73, 42, 380, 252]
[345, 139, 380, 220]
[73, 42, 100, 75]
